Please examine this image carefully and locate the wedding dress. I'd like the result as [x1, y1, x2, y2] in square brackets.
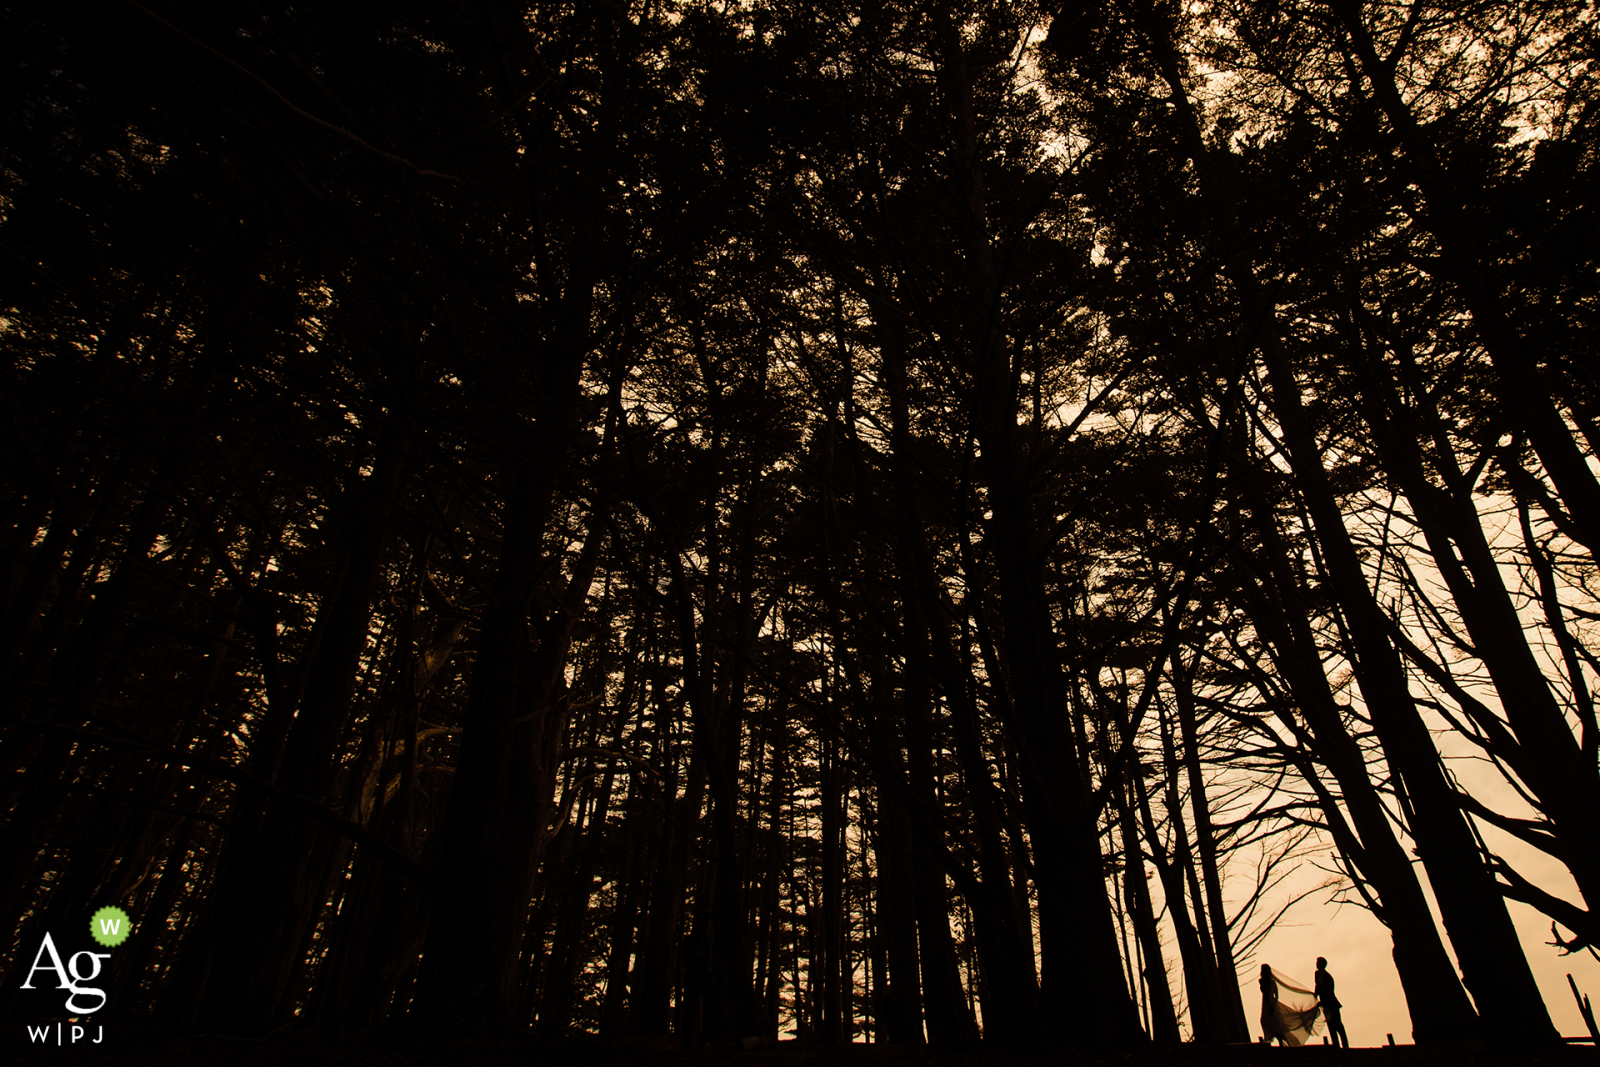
[1259, 968, 1323, 1046]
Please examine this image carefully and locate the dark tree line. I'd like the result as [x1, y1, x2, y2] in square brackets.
[2, 0, 1596, 1049]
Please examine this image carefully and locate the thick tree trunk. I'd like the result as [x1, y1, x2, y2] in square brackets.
[1123, 5, 1539, 1040]
[599, 775, 647, 1038]
[631, 738, 704, 1034]
[196, 443, 402, 1033]
[908, 829, 979, 1047]
[1216, 380, 1485, 1044]
[898, 654, 981, 1047]
[1259, 335, 1559, 1048]
[538, 766, 617, 1033]
[1348, 351, 1600, 919]
[875, 266, 1061, 1045]
[919, 11, 1143, 1038]
[407, 457, 564, 1029]
[875, 790, 925, 1043]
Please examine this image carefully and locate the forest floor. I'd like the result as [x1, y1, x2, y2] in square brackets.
[4, 1028, 1597, 1067]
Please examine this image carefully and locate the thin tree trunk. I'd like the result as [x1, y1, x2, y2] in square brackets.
[1103, 740, 1180, 1044]
[821, 730, 844, 1044]
[1170, 657, 1251, 1042]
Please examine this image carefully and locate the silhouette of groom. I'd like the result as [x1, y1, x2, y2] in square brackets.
[1316, 957, 1349, 1048]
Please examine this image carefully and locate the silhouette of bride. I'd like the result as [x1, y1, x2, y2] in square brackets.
[1259, 964, 1323, 1046]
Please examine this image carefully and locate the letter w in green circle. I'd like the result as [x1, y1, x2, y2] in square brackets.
[90, 906, 131, 947]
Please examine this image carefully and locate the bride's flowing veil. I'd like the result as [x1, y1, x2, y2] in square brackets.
[1268, 968, 1324, 1046]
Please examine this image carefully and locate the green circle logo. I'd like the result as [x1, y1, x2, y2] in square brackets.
[90, 906, 131, 947]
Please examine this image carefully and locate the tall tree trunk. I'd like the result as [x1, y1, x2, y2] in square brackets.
[1346, 341, 1600, 919]
[1099, 724, 1179, 1044]
[820, 730, 844, 1044]
[898, 659, 981, 1047]
[1155, 695, 1232, 1042]
[1170, 658, 1251, 1042]
[538, 764, 617, 1033]
[599, 774, 647, 1038]
[1118, 711, 1219, 1043]
[922, 10, 1143, 1040]
[1258, 333, 1559, 1048]
[1329, 0, 1600, 556]
[875, 788, 925, 1043]
[631, 724, 704, 1034]
[407, 456, 575, 1028]
[1217, 396, 1485, 1044]
[196, 441, 402, 1033]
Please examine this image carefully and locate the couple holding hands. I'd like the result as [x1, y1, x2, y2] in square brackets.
[1260, 958, 1351, 1048]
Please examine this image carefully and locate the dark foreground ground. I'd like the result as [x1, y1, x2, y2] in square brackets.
[4, 1028, 1596, 1067]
